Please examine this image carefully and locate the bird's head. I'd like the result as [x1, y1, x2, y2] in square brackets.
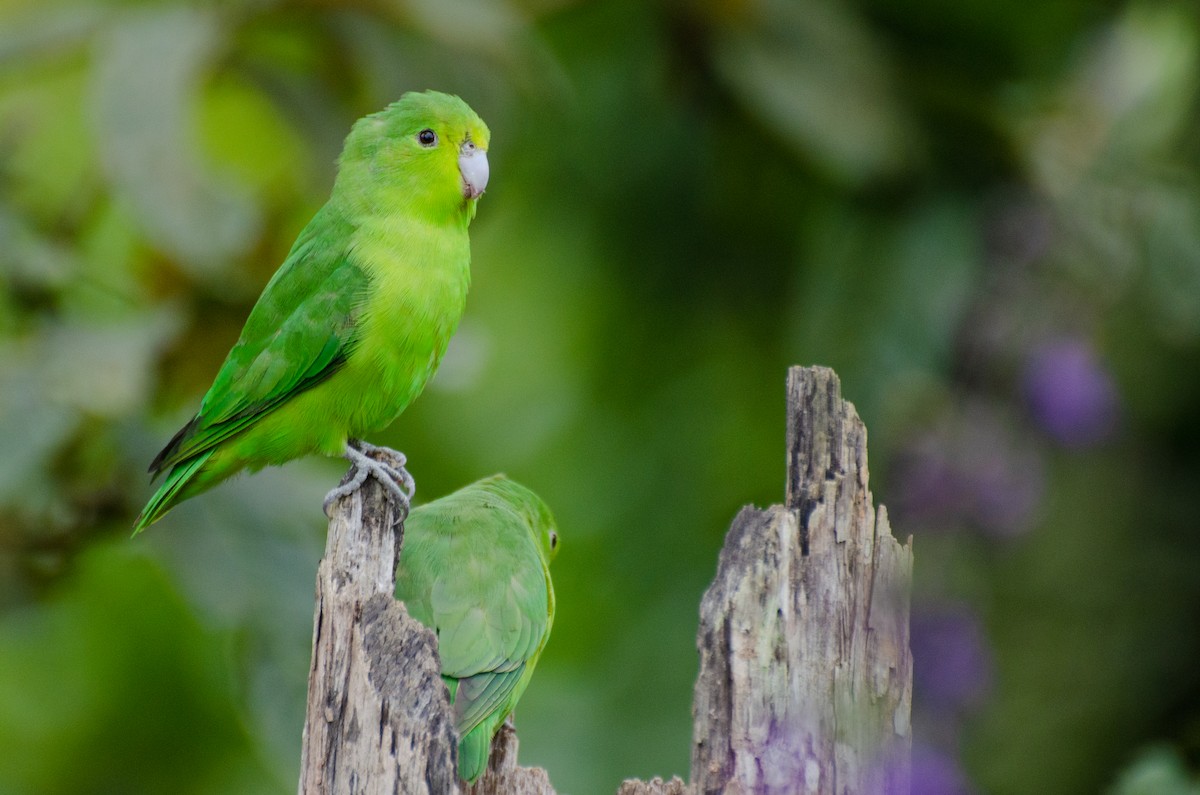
[535, 503, 560, 565]
[477, 475, 560, 565]
[336, 90, 490, 223]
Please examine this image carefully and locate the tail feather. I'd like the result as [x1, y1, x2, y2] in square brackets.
[456, 724, 493, 785]
[148, 416, 199, 474]
[132, 452, 212, 535]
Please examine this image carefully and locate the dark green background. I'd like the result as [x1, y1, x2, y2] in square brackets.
[2, 1, 1198, 792]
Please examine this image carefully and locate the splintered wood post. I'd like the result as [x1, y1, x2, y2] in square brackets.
[299, 365, 909, 794]
[691, 366, 914, 794]
[298, 454, 557, 795]
[297, 457, 459, 795]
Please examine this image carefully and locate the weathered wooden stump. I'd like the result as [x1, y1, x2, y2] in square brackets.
[687, 366, 913, 794]
[297, 366, 913, 794]
[297, 455, 459, 795]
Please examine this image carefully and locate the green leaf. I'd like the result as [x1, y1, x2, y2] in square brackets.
[90, 6, 260, 279]
[712, 0, 920, 185]
[1109, 745, 1200, 795]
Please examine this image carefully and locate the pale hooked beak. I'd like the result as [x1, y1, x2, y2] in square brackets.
[459, 140, 489, 199]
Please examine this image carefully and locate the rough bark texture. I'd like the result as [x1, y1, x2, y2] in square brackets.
[298, 366, 910, 794]
[298, 461, 460, 795]
[298, 455, 556, 794]
[689, 366, 913, 795]
[617, 777, 693, 795]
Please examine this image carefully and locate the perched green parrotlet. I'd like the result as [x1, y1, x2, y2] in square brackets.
[134, 91, 490, 532]
[395, 475, 559, 784]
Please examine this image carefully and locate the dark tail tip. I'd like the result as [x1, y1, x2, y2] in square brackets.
[148, 418, 198, 476]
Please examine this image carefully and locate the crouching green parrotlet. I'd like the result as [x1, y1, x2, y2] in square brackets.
[134, 90, 490, 533]
[395, 475, 559, 784]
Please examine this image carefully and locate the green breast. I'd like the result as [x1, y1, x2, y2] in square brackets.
[340, 216, 471, 434]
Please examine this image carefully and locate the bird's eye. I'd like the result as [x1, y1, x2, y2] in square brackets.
[549, 532, 558, 550]
[417, 129, 438, 147]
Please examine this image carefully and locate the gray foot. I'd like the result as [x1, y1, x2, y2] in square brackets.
[322, 440, 416, 519]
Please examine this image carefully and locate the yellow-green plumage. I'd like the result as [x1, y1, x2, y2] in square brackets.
[135, 91, 490, 532]
[395, 476, 558, 784]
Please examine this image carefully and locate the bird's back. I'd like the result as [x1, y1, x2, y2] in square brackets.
[395, 485, 555, 782]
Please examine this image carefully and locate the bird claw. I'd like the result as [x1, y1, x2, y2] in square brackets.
[322, 440, 416, 521]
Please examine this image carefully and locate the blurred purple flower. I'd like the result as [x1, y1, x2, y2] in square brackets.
[910, 742, 976, 795]
[1022, 338, 1119, 448]
[891, 436, 970, 529]
[892, 403, 1043, 538]
[912, 605, 993, 715]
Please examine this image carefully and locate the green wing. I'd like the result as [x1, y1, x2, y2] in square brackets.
[150, 206, 368, 473]
[444, 668, 527, 736]
[397, 502, 552, 738]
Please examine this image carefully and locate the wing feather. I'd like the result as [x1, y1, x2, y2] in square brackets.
[396, 501, 553, 738]
[452, 667, 526, 735]
[150, 207, 368, 473]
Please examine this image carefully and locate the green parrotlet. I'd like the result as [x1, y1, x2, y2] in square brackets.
[134, 91, 490, 532]
[395, 475, 559, 784]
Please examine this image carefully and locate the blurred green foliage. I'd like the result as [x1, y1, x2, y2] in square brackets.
[1, 0, 1199, 793]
